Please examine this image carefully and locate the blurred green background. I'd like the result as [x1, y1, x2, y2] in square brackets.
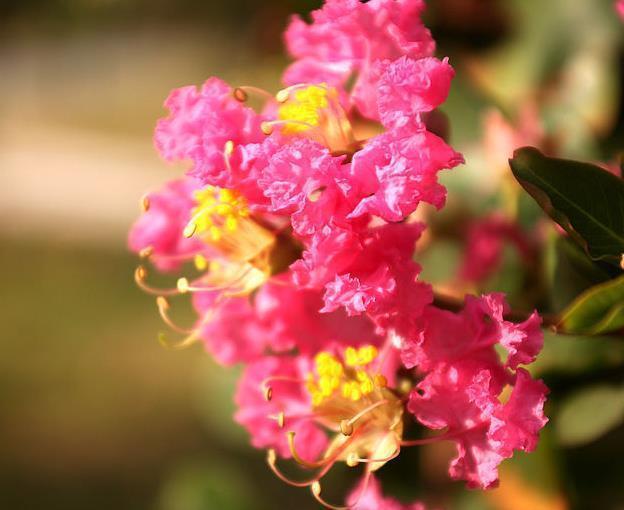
[1, 1, 623, 509]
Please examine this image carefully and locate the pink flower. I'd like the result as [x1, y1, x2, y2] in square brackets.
[284, 0, 435, 118]
[258, 137, 344, 215]
[408, 364, 547, 489]
[347, 475, 426, 510]
[128, 177, 202, 271]
[321, 223, 432, 338]
[234, 356, 328, 461]
[403, 294, 548, 489]
[377, 56, 455, 131]
[349, 130, 463, 221]
[459, 214, 533, 284]
[617, 0, 624, 20]
[401, 293, 543, 372]
[194, 282, 380, 365]
[254, 283, 380, 355]
[154, 77, 265, 188]
[131, 1, 548, 505]
[193, 293, 270, 366]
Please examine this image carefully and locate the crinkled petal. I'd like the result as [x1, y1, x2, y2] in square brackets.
[234, 356, 327, 461]
[378, 56, 455, 131]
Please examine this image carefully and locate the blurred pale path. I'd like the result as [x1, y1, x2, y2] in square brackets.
[0, 22, 306, 510]
[0, 27, 283, 245]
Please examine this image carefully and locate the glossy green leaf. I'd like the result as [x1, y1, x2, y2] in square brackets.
[509, 147, 624, 265]
[556, 385, 624, 447]
[559, 274, 624, 334]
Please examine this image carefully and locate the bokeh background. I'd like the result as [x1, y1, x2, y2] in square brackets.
[1, 1, 624, 509]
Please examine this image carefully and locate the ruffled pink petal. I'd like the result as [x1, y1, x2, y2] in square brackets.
[254, 283, 380, 355]
[154, 77, 264, 187]
[490, 368, 549, 456]
[321, 267, 396, 316]
[127, 177, 203, 271]
[283, 0, 435, 119]
[349, 131, 463, 221]
[234, 356, 328, 461]
[258, 138, 343, 214]
[193, 293, 273, 366]
[378, 56, 455, 131]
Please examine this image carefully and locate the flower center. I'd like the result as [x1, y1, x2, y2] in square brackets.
[277, 84, 329, 134]
[265, 345, 404, 499]
[238, 82, 358, 156]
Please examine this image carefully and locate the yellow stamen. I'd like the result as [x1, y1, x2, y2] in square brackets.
[277, 84, 329, 134]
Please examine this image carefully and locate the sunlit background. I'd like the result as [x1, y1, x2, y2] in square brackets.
[1, 1, 623, 509]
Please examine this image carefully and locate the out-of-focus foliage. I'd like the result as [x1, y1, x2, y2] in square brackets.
[556, 384, 624, 446]
[559, 275, 624, 335]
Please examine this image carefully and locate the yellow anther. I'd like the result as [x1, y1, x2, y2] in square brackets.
[349, 387, 362, 401]
[311, 481, 322, 497]
[225, 215, 238, 231]
[312, 392, 324, 406]
[141, 195, 150, 212]
[346, 452, 360, 467]
[224, 140, 235, 156]
[233, 87, 248, 102]
[319, 376, 334, 396]
[340, 419, 354, 436]
[374, 374, 388, 388]
[176, 277, 190, 294]
[357, 345, 378, 365]
[194, 254, 208, 271]
[209, 225, 222, 241]
[344, 346, 358, 367]
[355, 370, 368, 382]
[139, 246, 153, 259]
[277, 84, 328, 134]
[264, 386, 273, 402]
[135, 265, 147, 281]
[360, 377, 374, 395]
[215, 204, 231, 215]
[189, 186, 249, 240]
[183, 223, 197, 238]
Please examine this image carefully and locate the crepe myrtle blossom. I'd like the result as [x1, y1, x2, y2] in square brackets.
[233, 294, 546, 507]
[403, 294, 548, 489]
[129, 18, 462, 345]
[128, 0, 549, 507]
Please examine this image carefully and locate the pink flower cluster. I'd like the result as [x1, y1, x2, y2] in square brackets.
[129, 1, 548, 507]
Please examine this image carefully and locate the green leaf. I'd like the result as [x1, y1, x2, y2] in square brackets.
[547, 236, 612, 311]
[559, 274, 624, 334]
[556, 385, 624, 447]
[509, 147, 624, 265]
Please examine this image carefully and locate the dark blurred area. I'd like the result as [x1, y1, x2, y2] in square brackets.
[1, 1, 623, 509]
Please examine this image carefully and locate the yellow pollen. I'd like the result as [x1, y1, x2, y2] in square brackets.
[187, 186, 250, 242]
[307, 345, 382, 405]
[194, 254, 208, 271]
[277, 84, 328, 134]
